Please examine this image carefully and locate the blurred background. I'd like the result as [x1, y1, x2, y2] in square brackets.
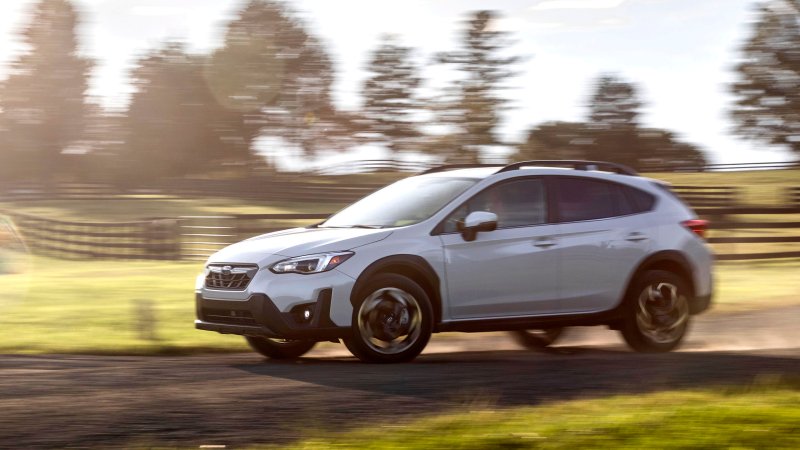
[0, 2, 799, 448]
[0, 0, 798, 353]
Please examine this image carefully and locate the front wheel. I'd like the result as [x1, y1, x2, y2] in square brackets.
[343, 274, 433, 363]
[620, 270, 691, 352]
[510, 328, 565, 350]
[245, 336, 316, 360]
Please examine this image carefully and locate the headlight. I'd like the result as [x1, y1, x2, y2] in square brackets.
[270, 251, 354, 275]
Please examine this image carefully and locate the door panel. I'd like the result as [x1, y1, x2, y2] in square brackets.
[441, 224, 561, 319]
[556, 214, 650, 313]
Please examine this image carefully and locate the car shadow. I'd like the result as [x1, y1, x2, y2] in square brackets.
[233, 347, 800, 408]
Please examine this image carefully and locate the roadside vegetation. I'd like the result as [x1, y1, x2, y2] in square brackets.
[276, 382, 800, 449]
[0, 254, 797, 355]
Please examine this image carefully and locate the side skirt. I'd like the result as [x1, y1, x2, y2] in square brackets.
[436, 308, 625, 333]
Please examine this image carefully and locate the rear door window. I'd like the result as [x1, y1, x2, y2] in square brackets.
[553, 177, 640, 222]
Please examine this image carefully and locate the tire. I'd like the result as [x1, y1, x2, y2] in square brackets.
[343, 273, 433, 363]
[620, 270, 691, 353]
[510, 327, 565, 350]
[245, 336, 316, 360]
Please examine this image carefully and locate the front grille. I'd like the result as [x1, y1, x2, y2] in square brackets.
[202, 308, 258, 326]
[205, 264, 258, 290]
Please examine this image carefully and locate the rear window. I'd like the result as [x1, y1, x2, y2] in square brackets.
[553, 177, 655, 222]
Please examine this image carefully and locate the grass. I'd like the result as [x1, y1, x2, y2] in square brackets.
[276, 382, 800, 449]
[0, 253, 247, 354]
[714, 259, 800, 310]
[0, 254, 797, 355]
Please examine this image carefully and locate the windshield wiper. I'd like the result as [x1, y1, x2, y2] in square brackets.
[319, 224, 383, 229]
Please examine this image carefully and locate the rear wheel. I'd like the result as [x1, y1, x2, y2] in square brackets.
[245, 336, 316, 360]
[343, 274, 433, 363]
[620, 270, 691, 352]
[510, 328, 565, 350]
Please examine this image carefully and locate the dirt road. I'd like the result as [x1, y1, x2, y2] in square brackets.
[1, 306, 798, 448]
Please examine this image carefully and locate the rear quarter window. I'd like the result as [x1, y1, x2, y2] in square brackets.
[620, 184, 657, 213]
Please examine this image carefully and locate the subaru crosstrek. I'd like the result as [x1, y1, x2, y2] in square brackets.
[195, 160, 713, 363]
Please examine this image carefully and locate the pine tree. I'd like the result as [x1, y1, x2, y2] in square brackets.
[0, 0, 91, 182]
[731, 0, 800, 159]
[360, 35, 421, 154]
[585, 74, 643, 168]
[437, 10, 520, 163]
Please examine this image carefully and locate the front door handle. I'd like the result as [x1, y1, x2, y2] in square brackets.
[625, 232, 648, 242]
[534, 238, 557, 248]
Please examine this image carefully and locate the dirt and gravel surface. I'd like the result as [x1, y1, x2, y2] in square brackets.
[1, 305, 798, 449]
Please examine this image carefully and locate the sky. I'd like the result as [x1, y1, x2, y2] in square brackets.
[0, 0, 794, 166]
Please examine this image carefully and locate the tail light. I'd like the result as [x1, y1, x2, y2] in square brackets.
[681, 219, 709, 240]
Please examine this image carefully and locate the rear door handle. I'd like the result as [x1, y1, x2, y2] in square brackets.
[534, 238, 557, 248]
[625, 232, 648, 242]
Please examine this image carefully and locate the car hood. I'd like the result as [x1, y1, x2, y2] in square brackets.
[208, 227, 393, 265]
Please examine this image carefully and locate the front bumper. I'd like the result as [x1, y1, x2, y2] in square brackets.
[195, 291, 350, 340]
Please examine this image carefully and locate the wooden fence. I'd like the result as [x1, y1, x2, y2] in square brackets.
[788, 187, 800, 208]
[3, 211, 180, 260]
[672, 186, 738, 208]
[4, 207, 800, 262]
[0, 179, 383, 204]
[179, 214, 329, 260]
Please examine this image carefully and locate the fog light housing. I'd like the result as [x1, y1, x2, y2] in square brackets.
[290, 303, 316, 324]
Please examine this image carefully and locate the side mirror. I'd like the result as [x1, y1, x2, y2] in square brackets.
[457, 211, 498, 242]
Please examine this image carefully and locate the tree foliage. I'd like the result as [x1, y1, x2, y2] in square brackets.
[121, 43, 255, 181]
[436, 10, 520, 163]
[731, 0, 800, 158]
[585, 74, 643, 167]
[0, 0, 91, 181]
[515, 121, 592, 161]
[515, 74, 707, 170]
[207, 0, 349, 157]
[360, 35, 421, 153]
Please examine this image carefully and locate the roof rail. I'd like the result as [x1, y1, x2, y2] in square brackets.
[498, 160, 639, 176]
[419, 164, 506, 175]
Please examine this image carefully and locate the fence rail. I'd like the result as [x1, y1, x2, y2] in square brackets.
[4, 207, 800, 262]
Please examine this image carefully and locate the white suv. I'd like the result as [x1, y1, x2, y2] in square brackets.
[195, 161, 713, 363]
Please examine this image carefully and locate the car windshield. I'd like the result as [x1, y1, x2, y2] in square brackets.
[319, 176, 478, 229]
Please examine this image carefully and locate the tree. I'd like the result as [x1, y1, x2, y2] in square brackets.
[436, 10, 520, 163]
[0, 0, 91, 182]
[636, 129, 707, 171]
[121, 43, 254, 181]
[515, 121, 592, 161]
[360, 35, 421, 154]
[731, 0, 800, 159]
[206, 0, 348, 158]
[585, 74, 642, 167]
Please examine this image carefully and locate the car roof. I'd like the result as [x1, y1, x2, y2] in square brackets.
[420, 166, 641, 181]
[419, 160, 640, 180]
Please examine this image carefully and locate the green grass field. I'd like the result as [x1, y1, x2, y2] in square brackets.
[0, 255, 797, 354]
[276, 382, 800, 449]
